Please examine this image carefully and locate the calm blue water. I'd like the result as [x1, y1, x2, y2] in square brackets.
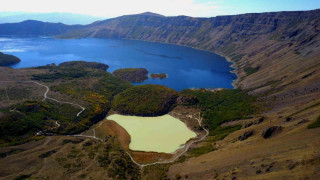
[0, 36, 236, 91]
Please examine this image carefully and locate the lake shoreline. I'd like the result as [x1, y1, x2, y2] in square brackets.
[3, 36, 236, 90]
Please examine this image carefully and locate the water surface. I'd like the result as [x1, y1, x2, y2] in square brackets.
[0, 36, 236, 90]
[107, 114, 197, 153]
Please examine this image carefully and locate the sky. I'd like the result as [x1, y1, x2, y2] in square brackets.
[0, 0, 319, 18]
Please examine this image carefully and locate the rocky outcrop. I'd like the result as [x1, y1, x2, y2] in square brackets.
[238, 130, 254, 141]
[262, 126, 283, 139]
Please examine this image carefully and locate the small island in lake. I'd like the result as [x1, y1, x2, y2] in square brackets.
[112, 68, 148, 83]
[149, 73, 168, 79]
[0, 52, 21, 66]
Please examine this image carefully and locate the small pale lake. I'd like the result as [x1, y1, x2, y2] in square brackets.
[106, 114, 197, 153]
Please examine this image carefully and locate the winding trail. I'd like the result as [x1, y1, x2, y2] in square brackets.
[0, 80, 209, 168]
[4, 87, 9, 101]
[0, 81, 85, 117]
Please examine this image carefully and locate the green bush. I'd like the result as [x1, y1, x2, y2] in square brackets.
[112, 84, 178, 116]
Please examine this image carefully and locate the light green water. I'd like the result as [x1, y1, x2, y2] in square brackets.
[106, 114, 197, 153]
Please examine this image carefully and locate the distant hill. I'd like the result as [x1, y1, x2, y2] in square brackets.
[0, 12, 104, 25]
[0, 20, 82, 36]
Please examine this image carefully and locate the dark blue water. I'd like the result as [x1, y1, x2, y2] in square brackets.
[0, 36, 236, 91]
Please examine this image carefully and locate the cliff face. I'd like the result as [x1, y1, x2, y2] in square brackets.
[59, 10, 320, 105]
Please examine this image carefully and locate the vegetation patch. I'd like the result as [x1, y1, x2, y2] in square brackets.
[308, 116, 320, 129]
[180, 89, 256, 132]
[39, 149, 57, 158]
[96, 136, 141, 179]
[113, 68, 149, 82]
[0, 148, 25, 158]
[112, 84, 178, 116]
[0, 52, 21, 66]
[149, 73, 168, 79]
[32, 61, 110, 82]
[59, 61, 109, 71]
[244, 66, 260, 76]
[14, 174, 31, 180]
[0, 62, 132, 145]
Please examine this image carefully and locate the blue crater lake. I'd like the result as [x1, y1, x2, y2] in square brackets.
[0, 36, 236, 91]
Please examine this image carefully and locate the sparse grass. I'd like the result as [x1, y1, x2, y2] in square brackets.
[189, 144, 215, 157]
[143, 164, 171, 180]
[248, 80, 281, 91]
[289, 101, 320, 117]
[189, 125, 242, 157]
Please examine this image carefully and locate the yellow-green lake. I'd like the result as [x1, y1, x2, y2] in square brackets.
[106, 114, 197, 153]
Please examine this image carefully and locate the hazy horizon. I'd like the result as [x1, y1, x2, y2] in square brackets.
[0, 0, 319, 18]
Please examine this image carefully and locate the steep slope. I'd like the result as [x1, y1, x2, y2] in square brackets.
[0, 20, 83, 36]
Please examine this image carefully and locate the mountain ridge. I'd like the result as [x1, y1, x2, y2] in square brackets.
[0, 12, 103, 25]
